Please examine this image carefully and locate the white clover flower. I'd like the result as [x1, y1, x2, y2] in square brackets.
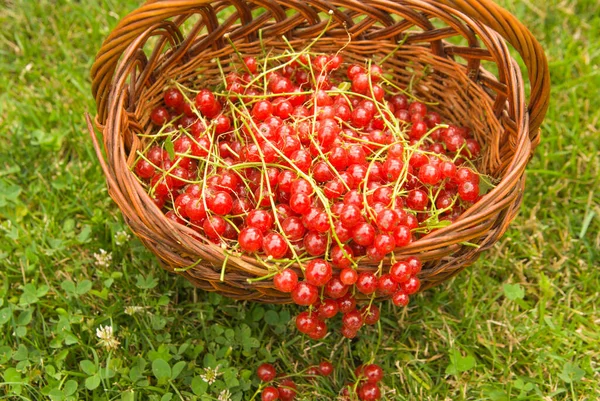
[199, 365, 221, 385]
[93, 249, 112, 267]
[124, 306, 145, 315]
[217, 389, 231, 401]
[114, 230, 131, 246]
[96, 325, 120, 350]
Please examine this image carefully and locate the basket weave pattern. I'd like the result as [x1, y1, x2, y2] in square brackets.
[89, 0, 550, 302]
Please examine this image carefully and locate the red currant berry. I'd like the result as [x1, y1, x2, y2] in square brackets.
[238, 227, 263, 252]
[341, 325, 358, 339]
[409, 120, 428, 139]
[257, 363, 277, 382]
[295, 311, 318, 334]
[392, 291, 409, 307]
[340, 204, 363, 228]
[458, 181, 479, 202]
[361, 304, 381, 325]
[319, 361, 334, 376]
[324, 276, 349, 299]
[392, 225, 412, 247]
[246, 209, 274, 232]
[356, 272, 378, 295]
[281, 216, 305, 241]
[203, 216, 227, 239]
[351, 73, 370, 93]
[373, 233, 395, 255]
[347, 64, 364, 80]
[151, 107, 170, 125]
[303, 231, 327, 256]
[278, 379, 297, 401]
[331, 244, 354, 269]
[382, 158, 404, 182]
[342, 310, 364, 330]
[289, 192, 312, 215]
[358, 383, 381, 401]
[318, 299, 339, 319]
[351, 107, 371, 128]
[135, 159, 155, 179]
[261, 386, 280, 401]
[363, 364, 384, 383]
[406, 256, 422, 275]
[274, 268, 299, 292]
[352, 223, 376, 246]
[337, 294, 356, 313]
[305, 259, 332, 287]
[291, 282, 319, 305]
[418, 163, 442, 185]
[252, 100, 273, 121]
[164, 88, 183, 109]
[308, 319, 328, 340]
[377, 274, 398, 295]
[406, 189, 428, 210]
[207, 191, 233, 215]
[401, 276, 421, 295]
[390, 261, 411, 283]
[263, 232, 288, 259]
[340, 268, 358, 285]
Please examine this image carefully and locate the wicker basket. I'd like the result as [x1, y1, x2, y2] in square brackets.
[88, 0, 550, 303]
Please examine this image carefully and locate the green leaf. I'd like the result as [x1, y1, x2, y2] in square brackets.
[151, 315, 167, 330]
[77, 225, 92, 243]
[36, 285, 49, 297]
[48, 388, 64, 401]
[15, 326, 27, 337]
[80, 360, 97, 376]
[4, 367, 23, 383]
[558, 362, 585, 383]
[85, 374, 101, 390]
[264, 310, 279, 325]
[445, 350, 476, 375]
[203, 354, 218, 369]
[63, 380, 77, 396]
[122, 391, 135, 401]
[0, 346, 12, 364]
[16, 309, 33, 326]
[152, 358, 171, 382]
[76, 280, 92, 295]
[251, 307, 265, 321]
[0, 307, 12, 325]
[164, 137, 175, 160]
[136, 274, 158, 289]
[191, 376, 208, 395]
[337, 81, 351, 91]
[503, 283, 525, 301]
[19, 283, 40, 305]
[0, 181, 22, 206]
[223, 368, 239, 387]
[12, 344, 28, 362]
[161, 393, 173, 401]
[171, 361, 186, 380]
[61, 281, 76, 295]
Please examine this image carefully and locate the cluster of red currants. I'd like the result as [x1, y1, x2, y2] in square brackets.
[256, 361, 333, 401]
[341, 363, 385, 401]
[257, 360, 384, 400]
[275, 255, 421, 339]
[134, 49, 487, 338]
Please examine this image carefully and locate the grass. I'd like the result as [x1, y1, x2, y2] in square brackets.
[0, 0, 599, 399]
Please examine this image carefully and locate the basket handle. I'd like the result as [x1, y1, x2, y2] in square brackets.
[436, 0, 550, 145]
